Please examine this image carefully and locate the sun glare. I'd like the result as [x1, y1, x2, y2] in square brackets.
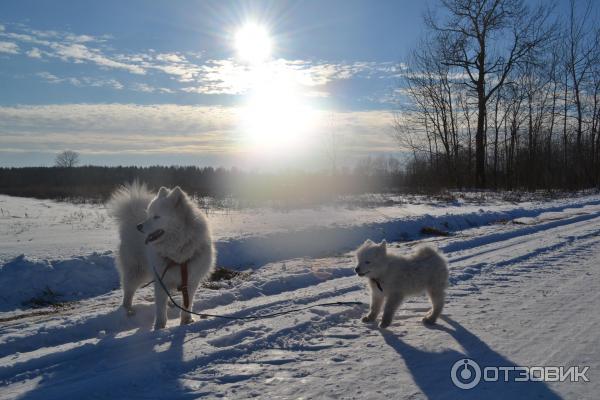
[240, 74, 318, 152]
[233, 21, 320, 157]
[234, 22, 316, 156]
[235, 23, 272, 64]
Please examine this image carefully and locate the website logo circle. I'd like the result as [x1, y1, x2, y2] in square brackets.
[451, 358, 481, 389]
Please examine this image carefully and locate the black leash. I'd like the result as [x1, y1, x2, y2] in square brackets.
[152, 264, 364, 321]
[143, 258, 184, 288]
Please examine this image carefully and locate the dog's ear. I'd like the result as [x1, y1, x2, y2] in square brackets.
[157, 187, 169, 198]
[364, 239, 374, 245]
[379, 240, 387, 252]
[168, 186, 184, 206]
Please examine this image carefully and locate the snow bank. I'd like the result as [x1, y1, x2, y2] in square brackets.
[215, 198, 600, 267]
[2, 195, 600, 312]
[0, 252, 117, 312]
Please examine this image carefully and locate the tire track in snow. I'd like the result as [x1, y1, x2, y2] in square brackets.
[445, 214, 600, 286]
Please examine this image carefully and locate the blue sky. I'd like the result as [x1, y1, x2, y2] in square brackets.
[0, 1, 489, 168]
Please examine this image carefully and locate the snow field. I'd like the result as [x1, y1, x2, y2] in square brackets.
[1, 193, 600, 398]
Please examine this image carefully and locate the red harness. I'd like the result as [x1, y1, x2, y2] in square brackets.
[161, 258, 190, 310]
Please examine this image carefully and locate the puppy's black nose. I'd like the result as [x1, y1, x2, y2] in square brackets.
[136, 223, 143, 232]
[354, 267, 359, 273]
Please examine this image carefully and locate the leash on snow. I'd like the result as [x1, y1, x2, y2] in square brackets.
[151, 264, 364, 321]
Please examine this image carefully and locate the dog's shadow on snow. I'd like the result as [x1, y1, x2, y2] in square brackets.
[4, 316, 211, 400]
[380, 316, 562, 400]
[0, 299, 230, 399]
[0, 299, 188, 359]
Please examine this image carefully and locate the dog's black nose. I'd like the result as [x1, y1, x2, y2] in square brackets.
[136, 223, 143, 232]
[354, 267, 359, 273]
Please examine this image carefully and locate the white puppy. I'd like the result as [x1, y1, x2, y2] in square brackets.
[355, 240, 448, 328]
[109, 182, 215, 329]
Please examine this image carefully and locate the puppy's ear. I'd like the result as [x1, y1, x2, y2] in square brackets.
[157, 187, 169, 198]
[379, 240, 387, 252]
[168, 186, 184, 206]
[365, 239, 374, 245]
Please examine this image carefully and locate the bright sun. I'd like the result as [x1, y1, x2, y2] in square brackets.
[235, 23, 272, 64]
[234, 22, 319, 156]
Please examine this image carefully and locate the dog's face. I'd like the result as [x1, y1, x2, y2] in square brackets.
[354, 239, 387, 277]
[137, 186, 184, 245]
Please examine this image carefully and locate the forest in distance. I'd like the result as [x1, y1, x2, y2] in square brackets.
[394, 0, 600, 190]
[0, 158, 405, 205]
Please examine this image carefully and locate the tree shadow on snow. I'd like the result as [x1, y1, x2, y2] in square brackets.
[380, 316, 562, 400]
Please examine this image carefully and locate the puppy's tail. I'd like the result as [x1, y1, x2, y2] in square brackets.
[107, 180, 153, 230]
[414, 245, 449, 287]
[413, 245, 443, 260]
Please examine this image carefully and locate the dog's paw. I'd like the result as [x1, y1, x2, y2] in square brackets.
[422, 316, 437, 325]
[361, 315, 375, 323]
[379, 320, 391, 329]
[122, 306, 135, 316]
[180, 317, 195, 326]
[153, 321, 167, 330]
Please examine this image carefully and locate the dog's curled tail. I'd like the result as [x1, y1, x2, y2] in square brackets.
[415, 245, 449, 287]
[413, 245, 443, 260]
[108, 180, 153, 228]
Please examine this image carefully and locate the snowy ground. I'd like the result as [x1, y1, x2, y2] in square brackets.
[1, 193, 599, 399]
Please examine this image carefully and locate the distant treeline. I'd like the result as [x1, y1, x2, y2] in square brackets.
[0, 161, 405, 204]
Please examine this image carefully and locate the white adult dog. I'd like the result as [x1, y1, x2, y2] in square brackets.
[355, 240, 448, 328]
[109, 182, 215, 329]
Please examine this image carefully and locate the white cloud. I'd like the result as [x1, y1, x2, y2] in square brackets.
[0, 104, 398, 163]
[185, 51, 203, 59]
[26, 47, 42, 58]
[1, 25, 146, 74]
[36, 71, 62, 83]
[0, 23, 402, 105]
[36, 72, 124, 90]
[64, 33, 96, 43]
[0, 32, 50, 46]
[181, 59, 393, 96]
[0, 41, 19, 54]
[0, 104, 237, 135]
[150, 62, 200, 82]
[183, 59, 250, 94]
[83, 77, 124, 90]
[156, 52, 186, 63]
[131, 83, 155, 92]
[128, 82, 175, 93]
[50, 43, 146, 74]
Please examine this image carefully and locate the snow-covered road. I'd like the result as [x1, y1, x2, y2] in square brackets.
[1, 196, 599, 399]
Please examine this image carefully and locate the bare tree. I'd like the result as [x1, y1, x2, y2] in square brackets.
[426, 0, 554, 187]
[592, 31, 600, 184]
[564, 0, 599, 185]
[394, 35, 465, 186]
[54, 150, 80, 168]
[394, 0, 600, 191]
